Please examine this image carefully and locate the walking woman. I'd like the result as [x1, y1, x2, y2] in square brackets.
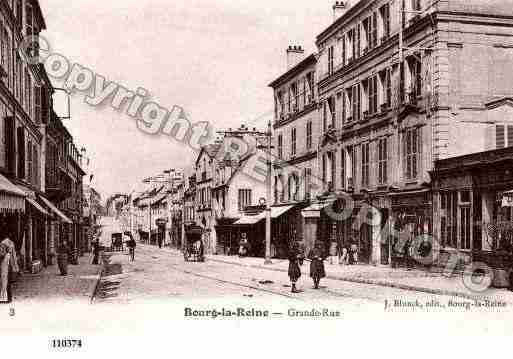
[0, 237, 19, 304]
[307, 241, 326, 289]
[288, 238, 304, 293]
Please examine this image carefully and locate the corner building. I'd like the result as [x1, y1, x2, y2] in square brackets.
[314, 0, 513, 265]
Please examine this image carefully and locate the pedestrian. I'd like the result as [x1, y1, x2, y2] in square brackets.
[0, 238, 19, 304]
[349, 240, 358, 265]
[127, 236, 136, 262]
[404, 236, 413, 270]
[329, 241, 338, 265]
[92, 237, 100, 265]
[238, 233, 248, 257]
[158, 234, 163, 249]
[339, 245, 348, 265]
[307, 241, 326, 289]
[288, 239, 304, 293]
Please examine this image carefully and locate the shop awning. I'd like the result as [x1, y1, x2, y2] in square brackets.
[26, 197, 49, 216]
[38, 195, 73, 224]
[234, 213, 265, 225]
[234, 205, 295, 225]
[301, 200, 335, 218]
[0, 174, 25, 213]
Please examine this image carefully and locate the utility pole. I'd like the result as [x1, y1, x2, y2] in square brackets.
[264, 120, 272, 264]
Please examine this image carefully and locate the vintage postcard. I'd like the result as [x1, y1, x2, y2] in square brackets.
[1, 0, 513, 356]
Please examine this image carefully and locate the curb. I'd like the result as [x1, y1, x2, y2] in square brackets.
[89, 252, 105, 304]
[206, 257, 489, 301]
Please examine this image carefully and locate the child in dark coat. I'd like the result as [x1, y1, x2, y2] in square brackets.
[307, 241, 326, 289]
[288, 239, 304, 293]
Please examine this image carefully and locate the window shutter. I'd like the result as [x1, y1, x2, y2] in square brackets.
[402, 132, 407, 179]
[357, 24, 361, 57]
[497, 125, 505, 149]
[342, 34, 346, 65]
[507, 125, 513, 147]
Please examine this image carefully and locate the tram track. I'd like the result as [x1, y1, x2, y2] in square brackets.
[166, 262, 382, 303]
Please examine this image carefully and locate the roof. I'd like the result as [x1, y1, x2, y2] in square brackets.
[268, 53, 317, 88]
[195, 143, 222, 166]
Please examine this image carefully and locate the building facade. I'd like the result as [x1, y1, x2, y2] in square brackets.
[269, 50, 321, 254]
[309, 0, 513, 265]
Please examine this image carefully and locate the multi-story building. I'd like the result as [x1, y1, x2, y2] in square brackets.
[0, 0, 59, 272]
[211, 129, 268, 256]
[194, 143, 220, 253]
[311, 0, 513, 265]
[269, 47, 321, 254]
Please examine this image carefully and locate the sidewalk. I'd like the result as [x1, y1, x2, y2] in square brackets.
[206, 253, 513, 300]
[12, 254, 102, 304]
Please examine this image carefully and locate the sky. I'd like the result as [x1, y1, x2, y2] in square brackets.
[39, 0, 338, 199]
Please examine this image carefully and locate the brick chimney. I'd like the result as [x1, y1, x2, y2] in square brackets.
[286, 45, 305, 70]
[333, 1, 348, 21]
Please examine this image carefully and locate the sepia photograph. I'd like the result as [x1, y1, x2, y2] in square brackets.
[1, 0, 513, 356]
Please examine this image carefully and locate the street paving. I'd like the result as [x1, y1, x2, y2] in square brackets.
[96, 240, 450, 308]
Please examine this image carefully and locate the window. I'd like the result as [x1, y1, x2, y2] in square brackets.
[348, 145, 356, 188]
[238, 189, 252, 211]
[328, 96, 336, 128]
[366, 75, 378, 115]
[27, 139, 32, 182]
[380, 4, 391, 40]
[409, 56, 422, 99]
[350, 84, 361, 121]
[363, 13, 377, 51]
[341, 34, 346, 66]
[404, 127, 421, 180]
[322, 154, 327, 184]
[306, 72, 314, 103]
[441, 191, 458, 248]
[277, 134, 283, 159]
[26, 3, 34, 36]
[495, 125, 513, 149]
[323, 101, 328, 133]
[328, 46, 334, 75]
[4, 116, 15, 174]
[306, 121, 312, 150]
[17, 127, 25, 179]
[348, 28, 355, 61]
[277, 91, 284, 119]
[411, 0, 422, 11]
[340, 148, 346, 190]
[35, 86, 41, 124]
[361, 142, 369, 186]
[330, 151, 336, 190]
[32, 144, 38, 186]
[337, 91, 345, 125]
[381, 68, 392, 108]
[460, 204, 471, 250]
[378, 137, 388, 184]
[305, 168, 312, 200]
[291, 127, 296, 156]
[16, 0, 23, 27]
[291, 82, 298, 112]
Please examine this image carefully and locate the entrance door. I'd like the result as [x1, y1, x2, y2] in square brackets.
[303, 217, 318, 254]
[380, 209, 390, 265]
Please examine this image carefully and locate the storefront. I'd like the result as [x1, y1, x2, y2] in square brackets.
[432, 147, 513, 275]
[0, 174, 26, 269]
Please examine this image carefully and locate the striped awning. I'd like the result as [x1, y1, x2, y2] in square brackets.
[38, 195, 73, 224]
[0, 174, 26, 213]
[26, 197, 50, 216]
